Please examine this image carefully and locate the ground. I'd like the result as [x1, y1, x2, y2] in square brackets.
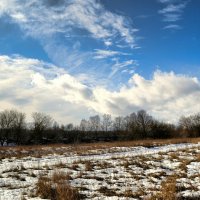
[0, 138, 199, 200]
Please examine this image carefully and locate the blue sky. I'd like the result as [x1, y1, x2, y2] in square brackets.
[0, 0, 200, 123]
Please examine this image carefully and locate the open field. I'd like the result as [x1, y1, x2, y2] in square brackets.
[0, 138, 200, 199]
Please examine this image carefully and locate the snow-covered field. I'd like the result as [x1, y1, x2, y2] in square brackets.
[0, 142, 199, 200]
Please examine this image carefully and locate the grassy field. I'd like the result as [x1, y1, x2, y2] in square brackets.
[0, 138, 199, 199]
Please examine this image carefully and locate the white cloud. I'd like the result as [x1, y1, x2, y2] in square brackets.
[1, 55, 199, 124]
[162, 13, 181, 22]
[109, 59, 137, 78]
[0, 0, 138, 83]
[158, 1, 188, 29]
[104, 40, 112, 46]
[159, 3, 186, 14]
[158, 0, 171, 3]
[43, 41, 90, 71]
[163, 24, 181, 30]
[0, 0, 136, 47]
[94, 49, 130, 59]
[158, 0, 180, 4]
[0, 55, 93, 123]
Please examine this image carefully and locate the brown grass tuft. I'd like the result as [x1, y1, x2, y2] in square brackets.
[85, 160, 93, 171]
[149, 175, 177, 200]
[36, 172, 81, 200]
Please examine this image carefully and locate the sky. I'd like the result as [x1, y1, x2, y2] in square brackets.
[0, 0, 200, 124]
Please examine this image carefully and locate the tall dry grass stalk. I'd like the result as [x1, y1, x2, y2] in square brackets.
[148, 175, 177, 200]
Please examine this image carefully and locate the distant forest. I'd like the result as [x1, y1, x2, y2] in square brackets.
[0, 109, 199, 146]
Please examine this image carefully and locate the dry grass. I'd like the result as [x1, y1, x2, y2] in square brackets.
[98, 186, 117, 196]
[1, 137, 199, 159]
[149, 175, 178, 200]
[36, 172, 81, 200]
[52, 171, 72, 182]
[123, 160, 130, 169]
[0, 142, 199, 199]
[160, 175, 177, 200]
[169, 152, 179, 160]
[36, 176, 52, 199]
[196, 154, 200, 162]
[54, 161, 66, 168]
[96, 160, 112, 169]
[123, 188, 146, 198]
[84, 161, 93, 171]
[179, 159, 191, 173]
[69, 163, 79, 171]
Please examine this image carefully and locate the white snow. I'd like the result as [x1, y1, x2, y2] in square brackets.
[0, 142, 199, 199]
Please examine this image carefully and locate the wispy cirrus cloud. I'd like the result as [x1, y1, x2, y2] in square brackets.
[158, 0, 188, 30]
[94, 49, 130, 59]
[159, 3, 186, 15]
[0, 0, 137, 47]
[109, 59, 138, 79]
[158, 0, 184, 4]
[163, 24, 182, 30]
[158, 0, 172, 3]
[0, 0, 138, 86]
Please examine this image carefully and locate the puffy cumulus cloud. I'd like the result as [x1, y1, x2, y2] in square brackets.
[121, 72, 200, 121]
[0, 0, 136, 47]
[1, 55, 200, 124]
[0, 55, 95, 123]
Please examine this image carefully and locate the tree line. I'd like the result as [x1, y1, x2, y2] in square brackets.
[0, 109, 199, 146]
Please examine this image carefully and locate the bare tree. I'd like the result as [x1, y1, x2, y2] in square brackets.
[0, 110, 26, 145]
[52, 121, 60, 131]
[12, 110, 26, 144]
[0, 110, 15, 145]
[80, 119, 89, 131]
[65, 123, 74, 131]
[192, 114, 200, 137]
[0, 110, 15, 127]
[179, 116, 193, 137]
[89, 115, 101, 131]
[129, 112, 138, 133]
[136, 110, 153, 138]
[123, 116, 131, 132]
[113, 116, 124, 131]
[32, 112, 53, 142]
[102, 114, 112, 132]
[179, 113, 200, 137]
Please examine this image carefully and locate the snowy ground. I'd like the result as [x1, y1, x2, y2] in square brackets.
[0, 142, 199, 199]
